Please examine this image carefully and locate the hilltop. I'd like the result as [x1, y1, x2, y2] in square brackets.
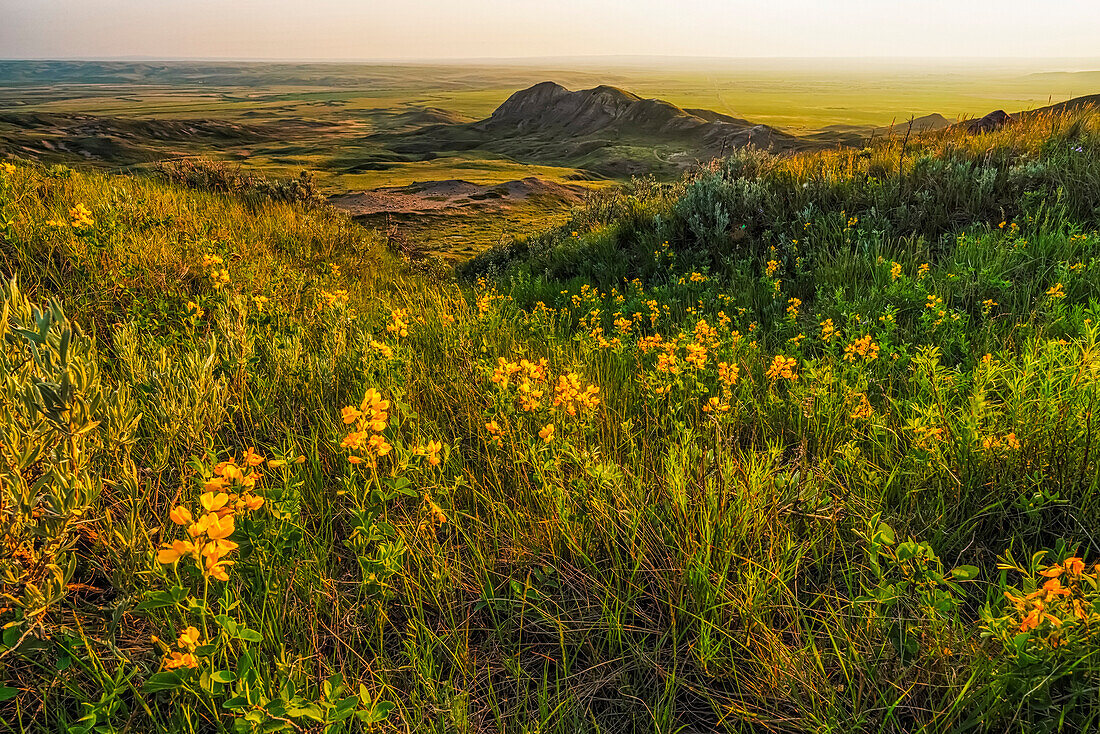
[381, 82, 825, 179]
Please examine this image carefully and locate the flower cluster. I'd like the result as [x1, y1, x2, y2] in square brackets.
[1005, 558, 1099, 637]
[321, 289, 349, 309]
[981, 432, 1020, 453]
[162, 626, 202, 670]
[911, 422, 945, 449]
[850, 393, 874, 420]
[702, 396, 731, 414]
[487, 356, 600, 447]
[485, 420, 503, 447]
[477, 286, 506, 315]
[340, 389, 392, 466]
[844, 335, 880, 362]
[766, 355, 798, 382]
[717, 361, 739, 385]
[370, 339, 394, 359]
[684, 342, 707, 370]
[69, 203, 94, 229]
[552, 372, 600, 416]
[387, 308, 409, 338]
[414, 440, 442, 467]
[199, 252, 230, 289]
[157, 450, 267, 581]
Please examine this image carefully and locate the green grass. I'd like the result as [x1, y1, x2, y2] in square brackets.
[2, 108, 1100, 732]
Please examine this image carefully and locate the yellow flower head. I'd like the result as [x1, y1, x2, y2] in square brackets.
[164, 651, 199, 670]
[538, 424, 555, 443]
[204, 513, 235, 541]
[169, 505, 193, 526]
[204, 556, 232, 582]
[157, 539, 196, 565]
[200, 491, 229, 513]
[177, 627, 201, 651]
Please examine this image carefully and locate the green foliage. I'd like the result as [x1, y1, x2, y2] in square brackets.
[468, 110, 1100, 289]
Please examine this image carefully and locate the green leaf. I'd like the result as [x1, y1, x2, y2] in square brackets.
[137, 589, 187, 611]
[211, 670, 237, 683]
[0, 686, 18, 702]
[950, 565, 980, 581]
[143, 671, 186, 693]
[876, 523, 895, 545]
[223, 695, 250, 709]
[357, 701, 394, 724]
[237, 628, 263, 643]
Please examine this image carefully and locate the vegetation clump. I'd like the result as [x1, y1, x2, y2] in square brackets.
[155, 157, 327, 209]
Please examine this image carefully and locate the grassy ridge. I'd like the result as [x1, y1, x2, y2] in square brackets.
[1, 109, 1100, 733]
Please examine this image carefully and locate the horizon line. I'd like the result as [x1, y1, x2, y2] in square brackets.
[3, 54, 1100, 65]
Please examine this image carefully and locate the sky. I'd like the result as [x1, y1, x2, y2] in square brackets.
[2, 0, 1099, 61]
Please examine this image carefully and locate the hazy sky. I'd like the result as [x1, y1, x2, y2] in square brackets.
[2, 0, 1099, 61]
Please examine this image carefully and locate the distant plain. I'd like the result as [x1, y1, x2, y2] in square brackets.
[2, 58, 1098, 256]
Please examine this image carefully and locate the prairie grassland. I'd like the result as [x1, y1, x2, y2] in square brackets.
[4, 60, 1097, 130]
[1, 110, 1100, 733]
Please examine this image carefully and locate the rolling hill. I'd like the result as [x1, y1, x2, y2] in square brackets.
[380, 82, 830, 179]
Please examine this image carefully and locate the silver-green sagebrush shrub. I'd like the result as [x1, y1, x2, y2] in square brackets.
[0, 277, 140, 656]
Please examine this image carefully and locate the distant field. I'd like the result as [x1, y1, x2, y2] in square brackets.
[3, 59, 1097, 130]
[2, 58, 1097, 256]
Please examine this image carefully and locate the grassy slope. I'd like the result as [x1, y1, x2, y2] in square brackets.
[2, 108, 1100, 732]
